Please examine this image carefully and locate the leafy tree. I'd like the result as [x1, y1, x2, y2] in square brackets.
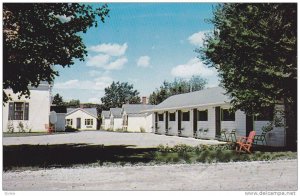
[3, 3, 109, 103]
[198, 3, 297, 149]
[149, 76, 207, 105]
[189, 75, 209, 92]
[67, 99, 81, 108]
[81, 103, 100, 108]
[52, 93, 64, 106]
[100, 81, 141, 110]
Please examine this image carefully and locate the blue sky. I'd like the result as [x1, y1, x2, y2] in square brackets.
[53, 3, 220, 103]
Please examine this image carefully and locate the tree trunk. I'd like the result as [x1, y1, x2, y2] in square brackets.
[284, 97, 297, 150]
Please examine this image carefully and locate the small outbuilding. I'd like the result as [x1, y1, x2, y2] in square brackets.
[101, 110, 110, 130]
[65, 108, 98, 130]
[122, 104, 154, 132]
[50, 105, 67, 131]
[109, 108, 122, 131]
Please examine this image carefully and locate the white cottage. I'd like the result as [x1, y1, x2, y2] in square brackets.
[148, 87, 285, 147]
[3, 82, 52, 132]
[101, 110, 111, 130]
[65, 108, 98, 130]
[109, 108, 123, 131]
[122, 104, 154, 132]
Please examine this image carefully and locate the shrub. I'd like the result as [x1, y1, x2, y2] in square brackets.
[155, 143, 296, 164]
[65, 126, 78, 132]
[106, 128, 113, 132]
[140, 127, 145, 133]
[157, 144, 171, 153]
[7, 120, 14, 133]
[178, 151, 191, 162]
[172, 155, 180, 163]
[17, 121, 25, 132]
[157, 143, 235, 153]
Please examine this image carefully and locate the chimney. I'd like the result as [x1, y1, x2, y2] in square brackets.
[142, 96, 147, 105]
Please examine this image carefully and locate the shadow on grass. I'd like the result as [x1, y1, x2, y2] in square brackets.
[252, 145, 297, 152]
[3, 144, 157, 171]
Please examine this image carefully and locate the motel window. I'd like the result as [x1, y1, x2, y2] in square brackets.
[182, 111, 190, 121]
[198, 110, 208, 121]
[255, 107, 274, 121]
[158, 114, 164, 121]
[221, 109, 235, 121]
[66, 119, 73, 126]
[85, 119, 93, 125]
[8, 102, 29, 120]
[169, 113, 176, 121]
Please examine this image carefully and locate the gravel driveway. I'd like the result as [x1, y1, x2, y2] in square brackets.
[3, 160, 297, 191]
[3, 131, 224, 147]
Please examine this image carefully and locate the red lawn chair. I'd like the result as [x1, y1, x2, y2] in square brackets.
[236, 130, 256, 153]
[45, 124, 55, 133]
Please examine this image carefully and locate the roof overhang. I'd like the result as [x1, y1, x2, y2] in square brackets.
[66, 108, 98, 119]
[143, 102, 231, 112]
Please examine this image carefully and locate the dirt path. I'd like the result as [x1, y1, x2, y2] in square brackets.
[3, 160, 297, 191]
[3, 131, 223, 147]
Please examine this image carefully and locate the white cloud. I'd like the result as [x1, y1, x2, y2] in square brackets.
[89, 43, 128, 56]
[87, 43, 128, 70]
[105, 57, 128, 70]
[54, 76, 113, 91]
[171, 58, 217, 78]
[86, 54, 110, 67]
[188, 31, 209, 46]
[137, 56, 150, 67]
[87, 55, 127, 70]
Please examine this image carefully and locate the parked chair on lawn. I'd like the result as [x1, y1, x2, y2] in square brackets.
[196, 128, 203, 139]
[45, 124, 55, 133]
[220, 128, 228, 141]
[203, 128, 209, 135]
[236, 130, 256, 153]
[254, 129, 269, 146]
[229, 129, 237, 142]
[200, 128, 209, 139]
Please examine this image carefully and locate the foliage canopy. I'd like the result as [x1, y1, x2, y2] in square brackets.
[149, 76, 207, 105]
[3, 3, 109, 103]
[199, 3, 297, 148]
[100, 81, 141, 110]
[198, 3, 296, 115]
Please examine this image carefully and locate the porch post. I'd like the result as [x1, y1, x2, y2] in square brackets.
[165, 111, 169, 135]
[193, 108, 197, 138]
[177, 110, 182, 136]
